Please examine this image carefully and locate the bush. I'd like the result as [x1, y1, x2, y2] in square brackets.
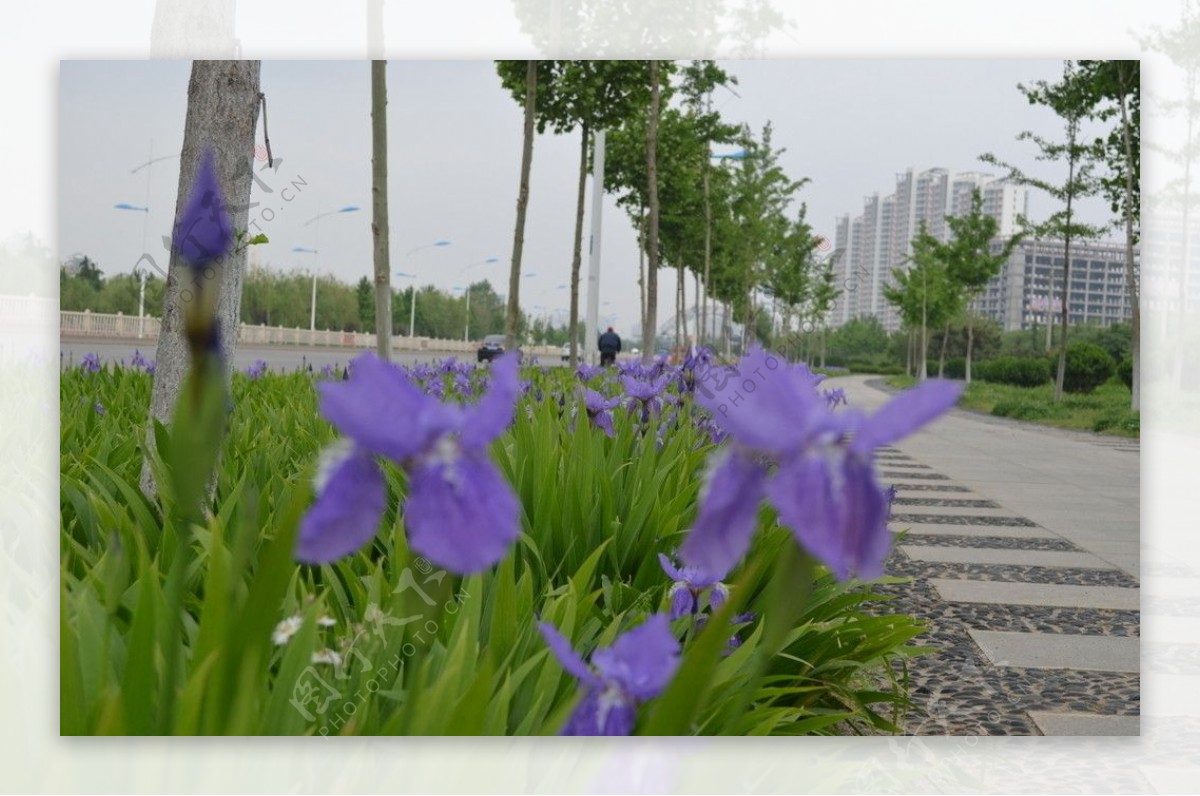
[1062, 342, 1116, 394]
[1117, 357, 1133, 390]
[974, 357, 1052, 388]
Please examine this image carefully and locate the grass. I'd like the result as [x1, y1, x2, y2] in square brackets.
[886, 374, 1139, 438]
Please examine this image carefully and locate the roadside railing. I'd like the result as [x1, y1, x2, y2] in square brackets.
[60, 310, 560, 357]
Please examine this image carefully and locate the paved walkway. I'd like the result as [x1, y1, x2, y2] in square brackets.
[840, 375, 1140, 736]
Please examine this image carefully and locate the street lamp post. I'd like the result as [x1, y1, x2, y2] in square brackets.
[113, 201, 150, 337]
[402, 240, 451, 338]
[300, 204, 361, 332]
[457, 256, 498, 343]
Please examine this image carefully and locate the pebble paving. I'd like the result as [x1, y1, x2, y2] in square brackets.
[868, 451, 1140, 735]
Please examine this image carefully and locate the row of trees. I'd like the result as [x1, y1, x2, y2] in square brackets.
[880, 60, 1139, 408]
[494, 60, 840, 365]
[60, 257, 583, 343]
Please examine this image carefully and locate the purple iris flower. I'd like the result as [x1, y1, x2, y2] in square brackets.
[173, 149, 233, 269]
[130, 349, 154, 372]
[297, 352, 521, 574]
[80, 352, 101, 373]
[657, 554, 728, 619]
[319, 364, 335, 379]
[681, 345, 962, 582]
[582, 388, 622, 437]
[94, 401, 106, 415]
[539, 614, 681, 736]
[576, 364, 604, 383]
[244, 359, 268, 380]
[621, 374, 671, 422]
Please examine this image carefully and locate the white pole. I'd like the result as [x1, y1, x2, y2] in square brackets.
[310, 203, 320, 333]
[139, 139, 152, 339]
[585, 128, 606, 365]
[464, 287, 471, 342]
[409, 285, 416, 338]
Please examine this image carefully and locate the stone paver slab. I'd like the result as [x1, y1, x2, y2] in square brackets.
[929, 579, 1140, 610]
[891, 523, 1058, 539]
[968, 629, 1140, 672]
[1028, 711, 1140, 736]
[900, 545, 1116, 569]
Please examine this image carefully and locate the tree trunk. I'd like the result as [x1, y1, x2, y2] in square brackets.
[938, 321, 950, 377]
[642, 60, 662, 364]
[567, 121, 589, 367]
[506, 60, 537, 353]
[1117, 68, 1139, 411]
[965, 316, 975, 383]
[702, 154, 712, 348]
[140, 59, 261, 498]
[906, 328, 914, 377]
[638, 207, 646, 344]
[1054, 117, 1079, 402]
[679, 249, 689, 346]
[371, 60, 392, 361]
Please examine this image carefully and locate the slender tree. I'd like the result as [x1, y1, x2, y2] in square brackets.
[643, 59, 662, 363]
[944, 188, 1023, 383]
[499, 60, 540, 352]
[371, 60, 392, 360]
[141, 60, 261, 497]
[1075, 60, 1141, 409]
[982, 60, 1105, 401]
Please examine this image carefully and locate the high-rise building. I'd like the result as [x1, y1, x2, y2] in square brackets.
[829, 166, 1029, 331]
[973, 238, 1135, 331]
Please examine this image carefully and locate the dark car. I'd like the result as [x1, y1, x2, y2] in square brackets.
[477, 334, 507, 363]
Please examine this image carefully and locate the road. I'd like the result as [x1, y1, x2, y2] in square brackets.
[840, 374, 1140, 736]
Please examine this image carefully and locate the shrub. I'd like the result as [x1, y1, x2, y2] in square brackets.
[1117, 357, 1133, 390]
[974, 357, 1051, 388]
[1062, 342, 1116, 394]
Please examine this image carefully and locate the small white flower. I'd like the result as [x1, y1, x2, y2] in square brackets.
[312, 649, 343, 666]
[317, 615, 336, 627]
[272, 615, 303, 646]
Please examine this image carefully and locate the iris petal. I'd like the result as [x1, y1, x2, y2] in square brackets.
[296, 449, 386, 563]
[404, 451, 520, 574]
[680, 448, 767, 577]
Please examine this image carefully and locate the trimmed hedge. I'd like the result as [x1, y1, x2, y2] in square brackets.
[1063, 342, 1116, 394]
[974, 356, 1052, 387]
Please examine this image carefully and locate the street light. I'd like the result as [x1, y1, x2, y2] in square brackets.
[113, 201, 151, 338]
[452, 285, 474, 342]
[401, 240, 452, 338]
[300, 204, 362, 332]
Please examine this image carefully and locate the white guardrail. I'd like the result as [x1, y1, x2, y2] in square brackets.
[59, 310, 561, 357]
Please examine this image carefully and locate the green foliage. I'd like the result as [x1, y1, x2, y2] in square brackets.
[61, 363, 925, 735]
[1062, 341, 1116, 393]
[974, 357, 1052, 387]
[893, 376, 1137, 438]
[1117, 356, 1133, 390]
[827, 317, 890, 362]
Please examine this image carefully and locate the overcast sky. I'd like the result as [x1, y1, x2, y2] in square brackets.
[59, 59, 1114, 335]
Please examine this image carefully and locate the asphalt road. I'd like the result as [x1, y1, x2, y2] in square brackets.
[59, 338, 579, 371]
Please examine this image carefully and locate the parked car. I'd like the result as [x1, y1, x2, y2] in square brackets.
[560, 343, 571, 362]
[477, 334, 507, 363]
